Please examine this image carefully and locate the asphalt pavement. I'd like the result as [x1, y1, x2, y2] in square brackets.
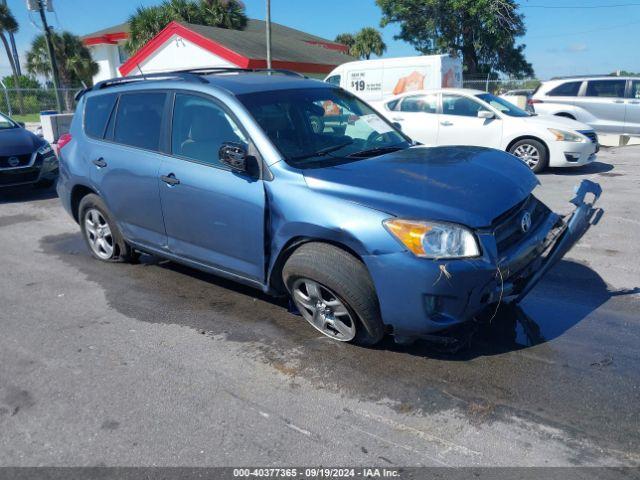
[0, 147, 638, 468]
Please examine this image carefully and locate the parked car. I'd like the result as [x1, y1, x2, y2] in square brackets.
[57, 69, 602, 346]
[374, 88, 599, 173]
[529, 76, 640, 135]
[0, 112, 58, 189]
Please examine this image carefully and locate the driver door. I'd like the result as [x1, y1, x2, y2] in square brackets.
[437, 94, 502, 148]
[158, 92, 266, 282]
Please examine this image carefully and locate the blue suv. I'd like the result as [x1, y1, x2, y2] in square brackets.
[57, 69, 602, 346]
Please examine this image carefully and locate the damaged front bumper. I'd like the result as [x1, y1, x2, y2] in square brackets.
[364, 180, 603, 338]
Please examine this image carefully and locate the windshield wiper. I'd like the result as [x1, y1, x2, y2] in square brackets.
[347, 145, 404, 158]
[290, 140, 354, 161]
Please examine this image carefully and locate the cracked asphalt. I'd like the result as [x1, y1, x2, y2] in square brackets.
[0, 147, 638, 468]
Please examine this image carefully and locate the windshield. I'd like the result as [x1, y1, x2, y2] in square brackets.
[0, 112, 16, 130]
[238, 88, 410, 167]
[476, 93, 530, 117]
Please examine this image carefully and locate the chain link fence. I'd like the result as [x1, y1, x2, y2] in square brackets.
[462, 77, 541, 94]
[0, 87, 81, 121]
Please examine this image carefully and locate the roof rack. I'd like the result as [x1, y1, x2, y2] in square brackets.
[75, 67, 307, 101]
[172, 67, 306, 78]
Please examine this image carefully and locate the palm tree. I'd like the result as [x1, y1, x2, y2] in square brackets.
[334, 33, 355, 51]
[26, 32, 98, 110]
[351, 27, 386, 60]
[0, 3, 23, 113]
[127, 0, 247, 54]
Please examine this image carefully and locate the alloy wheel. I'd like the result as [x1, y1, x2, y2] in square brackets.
[84, 208, 115, 260]
[513, 143, 540, 169]
[291, 278, 356, 341]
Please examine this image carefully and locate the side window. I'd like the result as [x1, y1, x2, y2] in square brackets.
[547, 81, 581, 97]
[585, 80, 626, 98]
[630, 81, 640, 99]
[400, 94, 438, 113]
[113, 92, 166, 151]
[326, 75, 341, 86]
[442, 95, 486, 117]
[171, 93, 248, 167]
[85, 93, 117, 139]
[385, 99, 400, 111]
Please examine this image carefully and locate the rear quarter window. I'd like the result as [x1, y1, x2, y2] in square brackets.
[84, 94, 117, 139]
[547, 81, 582, 97]
[113, 92, 167, 151]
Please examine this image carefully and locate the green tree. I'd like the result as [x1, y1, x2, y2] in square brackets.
[0, 3, 24, 113]
[127, 0, 247, 54]
[334, 33, 355, 51]
[351, 27, 386, 60]
[376, 0, 534, 77]
[1, 74, 41, 89]
[26, 32, 98, 110]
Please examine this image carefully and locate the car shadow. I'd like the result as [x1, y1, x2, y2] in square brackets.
[372, 259, 639, 359]
[547, 161, 614, 176]
[0, 185, 58, 204]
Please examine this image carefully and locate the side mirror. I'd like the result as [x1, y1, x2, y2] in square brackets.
[392, 122, 402, 131]
[219, 142, 248, 172]
[478, 110, 495, 119]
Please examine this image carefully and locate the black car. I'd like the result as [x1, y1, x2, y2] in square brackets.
[0, 112, 58, 189]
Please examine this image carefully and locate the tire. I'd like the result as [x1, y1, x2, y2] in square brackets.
[509, 138, 549, 173]
[78, 194, 136, 263]
[282, 242, 385, 346]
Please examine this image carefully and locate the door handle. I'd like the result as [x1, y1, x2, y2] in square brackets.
[630, 101, 640, 104]
[392, 117, 405, 121]
[161, 173, 180, 186]
[440, 121, 453, 126]
[613, 100, 625, 104]
[92, 157, 107, 168]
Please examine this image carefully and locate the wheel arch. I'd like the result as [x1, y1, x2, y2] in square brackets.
[70, 184, 98, 222]
[267, 236, 367, 295]
[506, 135, 550, 156]
[555, 112, 576, 120]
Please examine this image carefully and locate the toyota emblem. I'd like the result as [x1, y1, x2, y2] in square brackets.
[7, 156, 20, 167]
[521, 211, 532, 233]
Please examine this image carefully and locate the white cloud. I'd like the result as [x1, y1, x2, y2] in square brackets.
[566, 43, 588, 53]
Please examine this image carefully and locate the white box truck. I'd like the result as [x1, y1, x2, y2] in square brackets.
[324, 54, 463, 102]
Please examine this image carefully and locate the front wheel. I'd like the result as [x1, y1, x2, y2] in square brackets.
[78, 194, 136, 263]
[509, 139, 549, 173]
[282, 243, 385, 346]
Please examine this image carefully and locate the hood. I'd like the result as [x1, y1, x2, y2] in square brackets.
[518, 113, 593, 132]
[0, 127, 43, 156]
[303, 146, 538, 228]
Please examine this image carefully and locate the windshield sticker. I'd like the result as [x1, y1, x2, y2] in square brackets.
[360, 114, 393, 133]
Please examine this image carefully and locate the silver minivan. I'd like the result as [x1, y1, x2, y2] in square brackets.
[530, 76, 640, 135]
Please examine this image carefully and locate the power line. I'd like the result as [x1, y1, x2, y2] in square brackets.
[528, 18, 640, 38]
[522, 2, 640, 8]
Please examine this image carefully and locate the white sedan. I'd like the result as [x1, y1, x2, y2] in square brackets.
[373, 88, 599, 172]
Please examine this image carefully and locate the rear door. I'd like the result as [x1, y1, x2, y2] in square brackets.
[388, 93, 440, 145]
[90, 91, 168, 249]
[625, 80, 640, 135]
[158, 92, 266, 282]
[437, 94, 502, 148]
[575, 79, 627, 133]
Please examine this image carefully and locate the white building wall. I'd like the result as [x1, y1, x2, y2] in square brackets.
[90, 44, 121, 83]
[133, 34, 238, 75]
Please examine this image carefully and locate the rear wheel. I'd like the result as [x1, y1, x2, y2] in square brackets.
[79, 194, 136, 263]
[509, 138, 549, 173]
[282, 243, 385, 346]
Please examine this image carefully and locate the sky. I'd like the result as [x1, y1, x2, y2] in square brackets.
[1, 0, 639, 80]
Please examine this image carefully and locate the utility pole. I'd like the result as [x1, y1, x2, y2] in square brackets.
[37, 0, 63, 111]
[265, 0, 272, 70]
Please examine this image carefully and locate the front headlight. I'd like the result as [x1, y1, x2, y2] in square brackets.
[37, 142, 53, 156]
[548, 128, 586, 142]
[384, 219, 480, 259]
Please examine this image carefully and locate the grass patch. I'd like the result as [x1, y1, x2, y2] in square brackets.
[11, 113, 41, 123]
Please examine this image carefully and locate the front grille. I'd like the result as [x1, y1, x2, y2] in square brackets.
[0, 153, 32, 169]
[0, 168, 39, 186]
[492, 195, 550, 254]
[579, 130, 598, 144]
